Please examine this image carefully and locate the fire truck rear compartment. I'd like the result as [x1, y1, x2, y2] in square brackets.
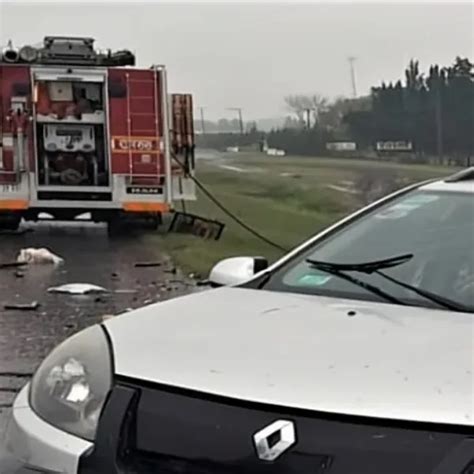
[34, 79, 110, 193]
[37, 123, 108, 188]
[1, 37, 196, 231]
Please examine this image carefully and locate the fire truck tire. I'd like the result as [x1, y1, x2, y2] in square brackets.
[0, 215, 21, 231]
[147, 214, 161, 230]
[107, 216, 126, 236]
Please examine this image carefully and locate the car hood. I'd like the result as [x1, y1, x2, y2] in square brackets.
[104, 287, 474, 427]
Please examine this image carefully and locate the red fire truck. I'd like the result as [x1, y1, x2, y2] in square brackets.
[0, 36, 195, 231]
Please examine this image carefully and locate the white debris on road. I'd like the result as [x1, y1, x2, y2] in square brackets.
[17, 248, 64, 265]
[47, 283, 108, 295]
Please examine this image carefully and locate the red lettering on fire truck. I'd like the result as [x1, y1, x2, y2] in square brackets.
[111, 136, 160, 153]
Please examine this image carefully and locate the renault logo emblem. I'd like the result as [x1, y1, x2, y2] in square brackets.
[253, 419, 296, 461]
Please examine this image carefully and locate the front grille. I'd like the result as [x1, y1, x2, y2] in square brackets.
[123, 452, 329, 474]
[123, 453, 235, 474]
[79, 381, 474, 474]
[463, 460, 474, 474]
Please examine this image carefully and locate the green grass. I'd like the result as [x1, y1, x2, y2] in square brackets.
[149, 152, 456, 277]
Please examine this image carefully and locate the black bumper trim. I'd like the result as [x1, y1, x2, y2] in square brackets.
[78, 385, 137, 474]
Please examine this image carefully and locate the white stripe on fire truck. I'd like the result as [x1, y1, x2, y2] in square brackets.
[1, 135, 14, 148]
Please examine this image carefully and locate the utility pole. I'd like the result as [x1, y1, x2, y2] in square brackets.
[435, 79, 444, 164]
[304, 108, 312, 129]
[228, 107, 244, 135]
[198, 107, 206, 135]
[348, 56, 358, 98]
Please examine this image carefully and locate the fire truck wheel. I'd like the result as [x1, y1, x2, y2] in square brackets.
[0, 215, 21, 231]
[147, 215, 161, 230]
[107, 216, 126, 236]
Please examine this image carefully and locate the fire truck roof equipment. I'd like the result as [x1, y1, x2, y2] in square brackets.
[1, 36, 135, 67]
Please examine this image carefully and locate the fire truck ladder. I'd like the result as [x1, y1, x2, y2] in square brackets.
[0, 67, 3, 173]
[0, 68, 17, 184]
[0, 98, 28, 185]
[125, 71, 163, 190]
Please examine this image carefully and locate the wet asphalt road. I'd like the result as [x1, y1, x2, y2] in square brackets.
[0, 221, 194, 439]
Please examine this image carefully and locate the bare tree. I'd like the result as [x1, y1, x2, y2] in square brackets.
[309, 94, 329, 125]
[284, 93, 372, 131]
[284, 94, 313, 122]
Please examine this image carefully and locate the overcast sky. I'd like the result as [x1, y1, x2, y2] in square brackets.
[0, 1, 472, 119]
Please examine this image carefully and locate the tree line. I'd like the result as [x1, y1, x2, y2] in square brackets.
[196, 57, 473, 163]
[345, 57, 473, 160]
[275, 57, 473, 162]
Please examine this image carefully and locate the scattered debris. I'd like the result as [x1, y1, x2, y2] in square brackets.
[0, 372, 33, 378]
[134, 261, 162, 268]
[0, 262, 27, 269]
[17, 248, 64, 265]
[4, 301, 40, 311]
[167, 279, 185, 285]
[0, 228, 33, 236]
[168, 212, 225, 240]
[48, 283, 108, 295]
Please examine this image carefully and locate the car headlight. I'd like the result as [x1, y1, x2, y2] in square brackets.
[29, 325, 113, 441]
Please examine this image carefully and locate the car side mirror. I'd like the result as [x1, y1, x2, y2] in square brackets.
[208, 257, 268, 286]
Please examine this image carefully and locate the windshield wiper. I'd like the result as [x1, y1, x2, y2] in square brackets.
[307, 254, 413, 273]
[307, 253, 471, 312]
[372, 270, 471, 312]
[306, 254, 412, 306]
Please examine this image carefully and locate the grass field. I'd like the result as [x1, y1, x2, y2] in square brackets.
[150, 152, 457, 277]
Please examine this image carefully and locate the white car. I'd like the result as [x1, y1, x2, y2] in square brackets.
[3, 170, 474, 474]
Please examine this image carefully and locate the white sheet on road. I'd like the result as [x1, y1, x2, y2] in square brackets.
[47, 283, 108, 295]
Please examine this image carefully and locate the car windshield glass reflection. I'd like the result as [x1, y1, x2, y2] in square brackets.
[264, 191, 474, 311]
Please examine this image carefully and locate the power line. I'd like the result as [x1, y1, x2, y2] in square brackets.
[435, 77, 444, 163]
[227, 107, 244, 135]
[304, 108, 312, 129]
[198, 107, 206, 135]
[170, 154, 287, 252]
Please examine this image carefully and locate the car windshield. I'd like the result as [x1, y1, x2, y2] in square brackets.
[263, 189, 474, 311]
